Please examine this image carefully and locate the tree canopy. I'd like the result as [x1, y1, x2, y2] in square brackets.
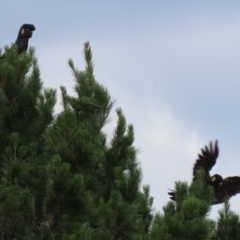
[0, 42, 239, 239]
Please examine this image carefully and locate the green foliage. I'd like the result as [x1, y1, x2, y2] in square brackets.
[1, 41, 240, 239]
[211, 200, 240, 240]
[150, 168, 240, 240]
[150, 169, 215, 240]
[0, 45, 56, 238]
[0, 178, 34, 239]
[0, 46, 56, 154]
[189, 168, 215, 206]
[0, 42, 154, 239]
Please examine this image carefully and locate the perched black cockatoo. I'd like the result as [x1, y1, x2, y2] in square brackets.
[168, 140, 240, 204]
[1, 23, 36, 59]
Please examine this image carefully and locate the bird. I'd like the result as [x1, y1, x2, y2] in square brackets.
[168, 140, 240, 204]
[1, 23, 36, 59]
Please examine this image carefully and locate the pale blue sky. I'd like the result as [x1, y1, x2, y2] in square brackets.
[2, 1, 240, 219]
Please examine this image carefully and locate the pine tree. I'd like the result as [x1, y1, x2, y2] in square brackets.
[0, 45, 56, 238]
[1, 41, 155, 238]
[4, 40, 240, 240]
[150, 169, 215, 240]
[211, 200, 240, 240]
[44, 42, 154, 239]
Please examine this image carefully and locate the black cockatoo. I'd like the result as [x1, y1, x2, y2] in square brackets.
[168, 140, 240, 204]
[1, 23, 36, 59]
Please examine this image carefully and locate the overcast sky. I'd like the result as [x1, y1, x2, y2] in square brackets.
[2, 1, 240, 219]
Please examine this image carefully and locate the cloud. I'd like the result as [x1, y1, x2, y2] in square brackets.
[23, 10, 240, 219]
[132, 105, 202, 210]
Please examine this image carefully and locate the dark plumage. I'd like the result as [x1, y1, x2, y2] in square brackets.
[1, 23, 36, 59]
[168, 140, 240, 204]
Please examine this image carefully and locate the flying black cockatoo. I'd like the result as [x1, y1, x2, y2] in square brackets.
[168, 140, 240, 204]
[1, 23, 36, 59]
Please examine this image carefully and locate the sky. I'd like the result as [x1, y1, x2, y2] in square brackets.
[2, 1, 240, 219]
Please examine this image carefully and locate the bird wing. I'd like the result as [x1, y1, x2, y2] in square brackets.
[193, 140, 218, 181]
[214, 176, 240, 203]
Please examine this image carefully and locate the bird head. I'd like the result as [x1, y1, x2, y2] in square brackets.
[18, 24, 36, 39]
[211, 174, 223, 186]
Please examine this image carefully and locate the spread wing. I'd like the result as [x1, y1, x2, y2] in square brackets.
[193, 140, 218, 181]
[214, 176, 240, 204]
